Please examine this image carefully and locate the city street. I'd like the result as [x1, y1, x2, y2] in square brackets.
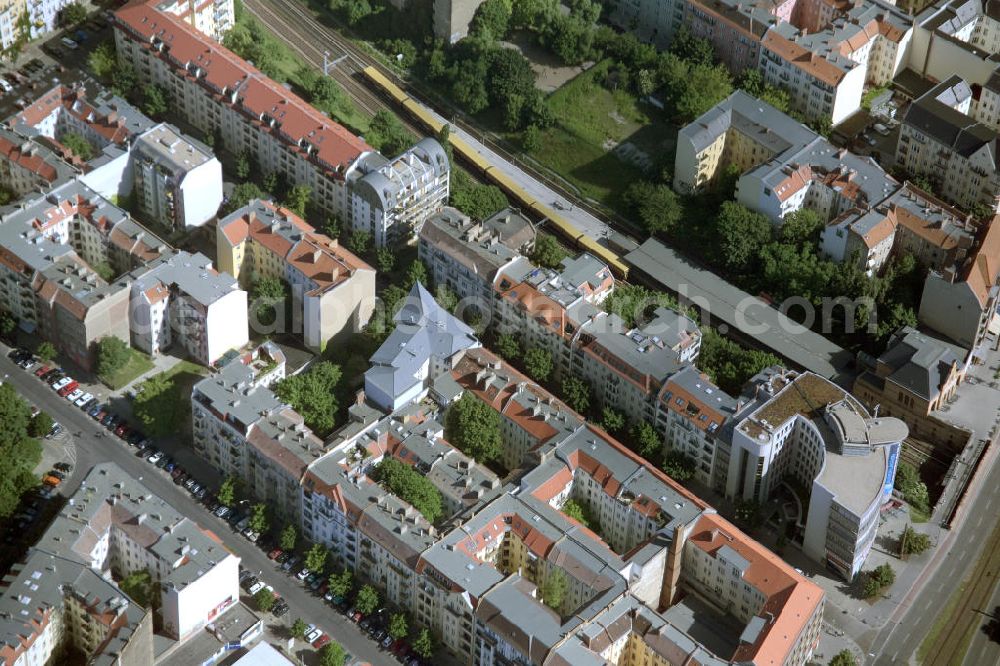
[869, 432, 1000, 664]
[0, 349, 395, 666]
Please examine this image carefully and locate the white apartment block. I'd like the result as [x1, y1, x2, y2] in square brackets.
[30, 463, 240, 642]
[129, 250, 248, 365]
[726, 369, 907, 580]
[350, 138, 451, 246]
[0, 0, 23, 50]
[157, 0, 234, 41]
[131, 123, 223, 229]
[114, 2, 447, 246]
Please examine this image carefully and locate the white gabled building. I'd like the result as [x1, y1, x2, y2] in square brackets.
[131, 123, 223, 230]
[129, 250, 248, 365]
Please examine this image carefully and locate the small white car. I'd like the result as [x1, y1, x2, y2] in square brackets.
[305, 629, 322, 643]
[65, 389, 84, 402]
[51, 377, 72, 390]
[60, 37, 78, 50]
[248, 581, 265, 595]
[75, 392, 93, 407]
[297, 568, 310, 581]
[147, 451, 163, 464]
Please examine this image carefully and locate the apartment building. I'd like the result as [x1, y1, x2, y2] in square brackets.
[33, 464, 240, 641]
[10, 84, 154, 153]
[1, 463, 239, 659]
[450, 348, 824, 666]
[157, 0, 235, 40]
[493, 252, 715, 432]
[726, 368, 908, 580]
[10, 85, 223, 229]
[0, 126, 78, 196]
[918, 215, 1000, 350]
[0, 0, 23, 51]
[0, 550, 154, 666]
[191, 355, 326, 525]
[757, 0, 911, 125]
[821, 183, 978, 274]
[854, 326, 970, 442]
[114, 1, 447, 245]
[896, 77, 1000, 214]
[217, 199, 376, 351]
[130, 124, 223, 229]
[350, 138, 450, 246]
[364, 282, 480, 411]
[677, 92, 989, 276]
[199, 300, 825, 666]
[129, 250, 248, 365]
[418, 206, 536, 311]
[292, 345, 823, 666]
[33, 255, 132, 372]
[422, 223, 724, 457]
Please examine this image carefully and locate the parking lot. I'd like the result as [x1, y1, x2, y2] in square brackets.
[0, 14, 111, 121]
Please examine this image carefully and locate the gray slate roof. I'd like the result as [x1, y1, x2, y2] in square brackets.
[365, 283, 479, 404]
[878, 326, 968, 400]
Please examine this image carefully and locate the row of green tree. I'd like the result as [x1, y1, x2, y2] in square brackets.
[622, 180, 925, 351]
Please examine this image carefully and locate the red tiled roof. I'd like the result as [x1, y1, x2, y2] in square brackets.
[0, 134, 60, 183]
[115, 1, 371, 174]
[689, 513, 824, 666]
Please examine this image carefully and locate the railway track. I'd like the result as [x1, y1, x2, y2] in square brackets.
[245, 0, 625, 232]
[243, 0, 423, 134]
[922, 512, 1000, 665]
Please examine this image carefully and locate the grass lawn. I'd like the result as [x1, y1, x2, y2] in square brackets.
[134, 360, 210, 438]
[98, 349, 155, 391]
[909, 504, 930, 523]
[532, 60, 677, 206]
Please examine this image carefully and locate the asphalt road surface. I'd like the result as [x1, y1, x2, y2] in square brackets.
[869, 439, 1000, 665]
[0, 349, 396, 666]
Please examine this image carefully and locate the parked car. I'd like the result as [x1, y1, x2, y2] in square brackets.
[53, 462, 73, 472]
[42, 474, 61, 486]
[282, 556, 300, 573]
[272, 601, 289, 617]
[34, 365, 50, 378]
[313, 633, 331, 649]
[296, 568, 310, 581]
[58, 383, 79, 397]
[381, 634, 394, 649]
[115, 424, 129, 438]
[305, 628, 322, 644]
[73, 392, 92, 406]
[46, 422, 62, 438]
[214, 505, 231, 519]
[156, 456, 170, 470]
[146, 451, 163, 464]
[248, 581, 264, 595]
[194, 486, 208, 500]
[51, 376, 72, 390]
